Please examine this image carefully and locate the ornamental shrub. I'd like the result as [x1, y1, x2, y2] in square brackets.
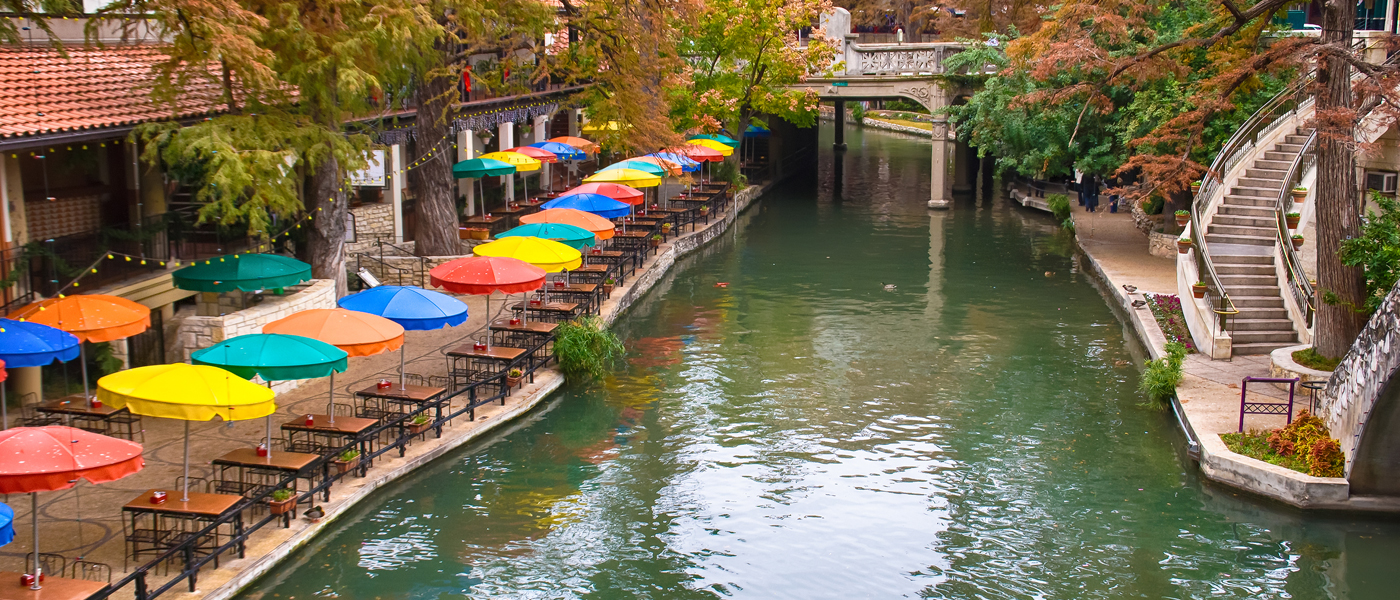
[1046, 193, 1071, 221]
[554, 315, 627, 384]
[1264, 410, 1345, 477]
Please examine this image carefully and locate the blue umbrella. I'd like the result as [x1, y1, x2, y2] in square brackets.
[542, 193, 631, 219]
[648, 152, 701, 173]
[0, 503, 12, 546]
[527, 142, 586, 161]
[338, 286, 468, 390]
[744, 124, 771, 138]
[0, 319, 80, 430]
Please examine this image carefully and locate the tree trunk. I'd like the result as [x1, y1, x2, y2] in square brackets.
[412, 41, 461, 258]
[309, 156, 348, 297]
[1314, 0, 1369, 359]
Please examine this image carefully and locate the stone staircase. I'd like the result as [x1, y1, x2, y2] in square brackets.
[1204, 128, 1309, 355]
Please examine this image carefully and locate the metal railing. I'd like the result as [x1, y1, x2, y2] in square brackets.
[1274, 131, 1317, 327]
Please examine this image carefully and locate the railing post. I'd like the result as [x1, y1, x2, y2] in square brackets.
[185, 545, 197, 592]
[135, 571, 148, 600]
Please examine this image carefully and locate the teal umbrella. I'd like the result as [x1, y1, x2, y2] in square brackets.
[452, 158, 516, 179]
[496, 223, 597, 250]
[599, 160, 666, 177]
[688, 133, 740, 148]
[192, 333, 348, 450]
[172, 253, 311, 293]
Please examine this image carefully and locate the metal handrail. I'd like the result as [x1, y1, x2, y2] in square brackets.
[1274, 131, 1317, 326]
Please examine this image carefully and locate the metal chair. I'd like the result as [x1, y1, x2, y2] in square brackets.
[25, 552, 67, 578]
[17, 395, 59, 427]
[70, 559, 112, 584]
[105, 411, 145, 442]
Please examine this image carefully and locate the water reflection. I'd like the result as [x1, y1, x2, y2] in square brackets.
[238, 126, 1400, 600]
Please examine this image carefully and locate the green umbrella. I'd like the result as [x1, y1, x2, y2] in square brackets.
[599, 160, 667, 177]
[192, 333, 348, 451]
[495, 223, 597, 250]
[688, 133, 740, 148]
[172, 253, 311, 293]
[452, 158, 516, 179]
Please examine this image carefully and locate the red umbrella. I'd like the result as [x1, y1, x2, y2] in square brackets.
[0, 426, 143, 589]
[564, 182, 645, 205]
[671, 145, 725, 162]
[506, 146, 559, 163]
[429, 257, 546, 342]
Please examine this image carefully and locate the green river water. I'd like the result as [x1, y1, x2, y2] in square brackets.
[240, 127, 1400, 599]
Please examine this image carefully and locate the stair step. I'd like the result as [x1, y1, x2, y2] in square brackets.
[1220, 274, 1278, 286]
[1214, 215, 1277, 227]
[1245, 168, 1288, 180]
[1222, 194, 1276, 207]
[1229, 295, 1286, 308]
[1207, 233, 1276, 246]
[1219, 205, 1276, 217]
[1274, 142, 1304, 152]
[1264, 151, 1296, 162]
[1231, 318, 1298, 331]
[1214, 254, 1275, 265]
[1230, 186, 1280, 198]
[1232, 330, 1300, 344]
[1209, 224, 1276, 237]
[1233, 307, 1290, 320]
[1223, 285, 1283, 297]
[1283, 134, 1311, 145]
[1233, 341, 1296, 355]
[1238, 177, 1283, 189]
[1253, 159, 1292, 170]
[1216, 265, 1276, 276]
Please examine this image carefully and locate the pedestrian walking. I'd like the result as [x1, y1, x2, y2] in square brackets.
[1083, 175, 1100, 213]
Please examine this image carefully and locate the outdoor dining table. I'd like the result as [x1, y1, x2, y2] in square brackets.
[586, 249, 634, 276]
[281, 414, 378, 459]
[211, 448, 322, 501]
[36, 395, 137, 438]
[0, 571, 107, 600]
[490, 319, 559, 350]
[489, 203, 538, 227]
[122, 489, 246, 567]
[353, 384, 448, 438]
[446, 344, 527, 393]
[461, 214, 507, 236]
[508, 300, 581, 323]
[542, 282, 600, 313]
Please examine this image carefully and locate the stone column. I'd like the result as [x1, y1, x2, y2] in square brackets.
[534, 114, 550, 191]
[928, 122, 953, 209]
[833, 100, 847, 151]
[10, 366, 41, 411]
[953, 141, 974, 193]
[456, 129, 471, 207]
[570, 108, 582, 137]
[499, 121, 515, 202]
[390, 144, 405, 238]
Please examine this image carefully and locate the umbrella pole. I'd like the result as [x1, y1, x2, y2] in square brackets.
[266, 382, 274, 453]
[2, 384, 7, 430]
[400, 345, 406, 391]
[486, 295, 491, 349]
[328, 371, 336, 426]
[182, 421, 191, 502]
[80, 343, 90, 401]
[30, 492, 41, 589]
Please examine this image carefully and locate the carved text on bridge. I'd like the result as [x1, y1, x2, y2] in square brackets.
[846, 43, 958, 76]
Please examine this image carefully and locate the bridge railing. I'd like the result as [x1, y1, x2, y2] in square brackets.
[840, 42, 963, 77]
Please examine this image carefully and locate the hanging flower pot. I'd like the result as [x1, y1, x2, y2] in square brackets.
[1285, 212, 1300, 229]
[1292, 234, 1304, 250]
[1190, 180, 1202, 195]
[1175, 210, 1190, 227]
[1192, 282, 1208, 299]
[1177, 238, 1192, 254]
[1291, 187, 1307, 204]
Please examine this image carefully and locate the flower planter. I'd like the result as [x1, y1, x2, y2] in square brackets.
[1177, 239, 1192, 254]
[1292, 236, 1304, 250]
[1285, 215, 1300, 229]
[333, 457, 359, 475]
[1291, 189, 1307, 204]
[1191, 284, 1208, 299]
[649, 238, 661, 248]
[602, 284, 615, 295]
[268, 496, 296, 516]
[407, 422, 431, 436]
[1190, 182, 1201, 195]
[459, 227, 490, 240]
[1175, 214, 1189, 227]
[506, 375, 522, 388]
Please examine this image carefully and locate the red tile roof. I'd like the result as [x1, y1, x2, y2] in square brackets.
[0, 44, 226, 140]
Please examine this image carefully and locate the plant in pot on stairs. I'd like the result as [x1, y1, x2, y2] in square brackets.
[1175, 210, 1190, 227]
[1291, 233, 1304, 250]
[1291, 186, 1307, 204]
[1286, 212, 1301, 229]
[1192, 281, 1208, 298]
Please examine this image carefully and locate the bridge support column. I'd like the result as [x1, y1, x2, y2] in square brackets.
[928, 122, 953, 209]
[953, 141, 974, 193]
[833, 100, 847, 151]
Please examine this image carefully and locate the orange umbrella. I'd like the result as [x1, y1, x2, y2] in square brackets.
[9, 294, 152, 402]
[264, 309, 404, 424]
[520, 208, 616, 241]
[549, 136, 598, 153]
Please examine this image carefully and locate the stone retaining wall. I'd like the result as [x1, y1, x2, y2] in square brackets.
[1148, 231, 1178, 258]
[346, 203, 396, 254]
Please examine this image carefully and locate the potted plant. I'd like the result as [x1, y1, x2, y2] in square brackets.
[1291, 233, 1304, 250]
[602, 278, 616, 295]
[661, 222, 673, 234]
[1291, 186, 1308, 203]
[1190, 180, 1202, 194]
[459, 227, 490, 240]
[506, 367, 523, 388]
[407, 413, 432, 436]
[333, 448, 360, 475]
[268, 488, 297, 515]
[1192, 281, 1208, 299]
[1285, 212, 1301, 229]
[650, 234, 663, 248]
[1174, 209, 1190, 227]
[1177, 238, 1192, 254]
[698, 205, 709, 216]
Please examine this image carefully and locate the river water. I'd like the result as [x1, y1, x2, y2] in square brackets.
[240, 127, 1400, 599]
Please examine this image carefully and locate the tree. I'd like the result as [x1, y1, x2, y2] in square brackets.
[955, 0, 1392, 358]
[670, 0, 836, 162]
[409, 0, 555, 257]
[101, 0, 437, 296]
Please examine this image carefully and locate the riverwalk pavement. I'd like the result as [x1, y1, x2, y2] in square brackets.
[0, 185, 761, 600]
[1068, 205, 1304, 433]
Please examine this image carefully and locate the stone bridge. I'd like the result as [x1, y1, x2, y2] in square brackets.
[788, 9, 973, 208]
[1321, 277, 1400, 495]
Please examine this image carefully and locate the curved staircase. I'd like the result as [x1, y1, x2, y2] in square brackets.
[1204, 128, 1309, 355]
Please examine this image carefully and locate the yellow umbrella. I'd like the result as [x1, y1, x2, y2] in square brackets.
[585, 168, 661, 188]
[98, 363, 276, 500]
[474, 236, 583, 272]
[686, 138, 734, 156]
[581, 121, 628, 133]
[476, 151, 541, 172]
